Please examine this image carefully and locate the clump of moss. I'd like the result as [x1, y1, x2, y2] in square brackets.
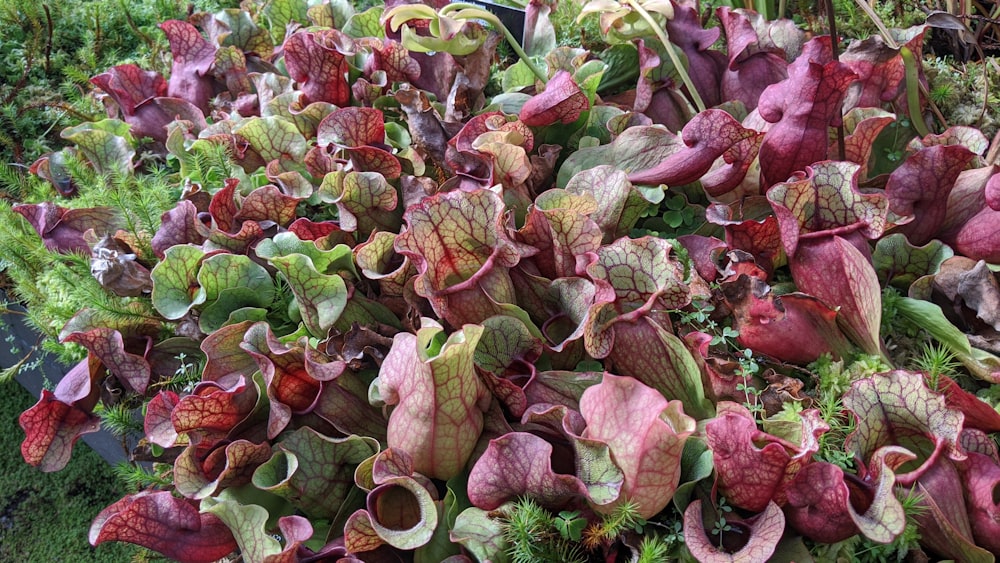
[924, 55, 1000, 140]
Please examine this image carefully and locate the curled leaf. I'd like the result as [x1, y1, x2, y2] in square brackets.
[252, 427, 379, 519]
[394, 189, 523, 328]
[565, 165, 647, 243]
[962, 452, 1000, 554]
[784, 446, 913, 543]
[766, 160, 887, 257]
[757, 37, 858, 186]
[519, 70, 588, 127]
[283, 29, 351, 106]
[723, 274, 852, 363]
[706, 404, 827, 512]
[344, 448, 440, 552]
[466, 431, 590, 511]
[844, 370, 965, 485]
[19, 389, 100, 472]
[886, 144, 976, 245]
[12, 203, 121, 254]
[627, 109, 760, 188]
[788, 236, 884, 355]
[89, 491, 238, 563]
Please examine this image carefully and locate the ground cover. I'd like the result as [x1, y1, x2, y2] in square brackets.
[0, 384, 134, 561]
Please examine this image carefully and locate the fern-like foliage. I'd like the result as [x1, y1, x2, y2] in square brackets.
[112, 460, 173, 492]
[0, 149, 176, 373]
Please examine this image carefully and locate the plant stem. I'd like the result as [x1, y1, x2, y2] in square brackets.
[441, 3, 549, 84]
[899, 46, 930, 137]
[623, 0, 707, 112]
[43, 4, 53, 73]
[824, 0, 846, 160]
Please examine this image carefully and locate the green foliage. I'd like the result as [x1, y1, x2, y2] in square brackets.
[0, 0, 238, 165]
[634, 192, 706, 239]
[582, 499, 649, 548]
[771, 399, 806, 422]
[635, 533, 672, 563]
[95, 401, 144, 437]
[673, 296, 764, 418]
[500, 498, 588, 563]
[553, 510, 588, 541]
[0, 159, 176, 371]
[913, 341, 961, 388]
[829, 0, 925, 43]
[924, 55, 1000, 141]
[711, 498, 733, 538]
[112, 461, 173, 492]
[498, 498, 672, 562]
[550, 0, 606, 51]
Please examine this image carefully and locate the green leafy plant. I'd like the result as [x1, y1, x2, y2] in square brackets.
[710, 497, 735, 548]
[578, 0, 706, 111]
[499, 498, 588, 563]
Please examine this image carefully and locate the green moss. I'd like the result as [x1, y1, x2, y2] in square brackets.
[924, 55, 1000, 140]
[0, 385, 135, 561]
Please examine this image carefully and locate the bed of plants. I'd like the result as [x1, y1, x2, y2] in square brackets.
[3, 0, 1000, 561]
